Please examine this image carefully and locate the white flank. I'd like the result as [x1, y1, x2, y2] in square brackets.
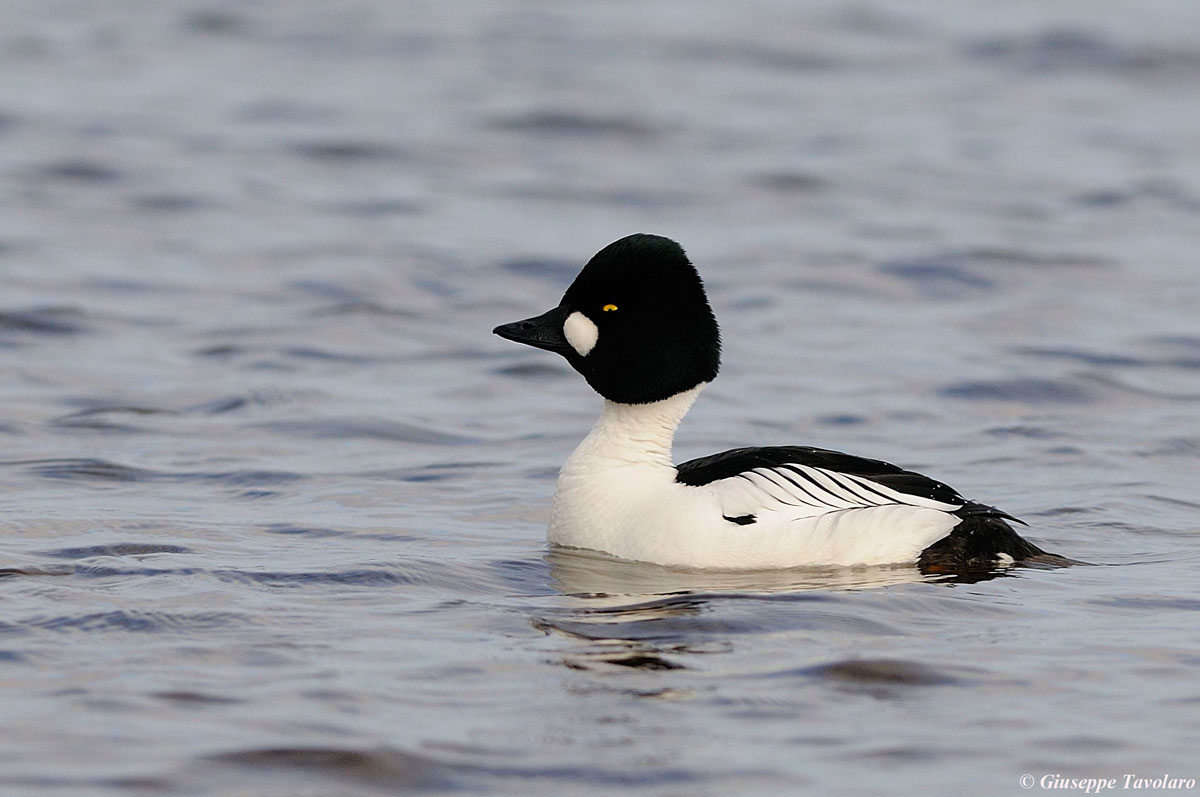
[548, 384, 960, 569]
[563, 311, 599, 357]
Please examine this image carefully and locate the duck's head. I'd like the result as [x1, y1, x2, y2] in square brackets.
[494, 233, 721, 404]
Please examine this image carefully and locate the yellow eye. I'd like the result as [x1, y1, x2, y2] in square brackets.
[602, 304, 618, 312]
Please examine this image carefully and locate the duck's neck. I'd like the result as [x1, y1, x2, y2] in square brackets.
[574, 384, 705, 468]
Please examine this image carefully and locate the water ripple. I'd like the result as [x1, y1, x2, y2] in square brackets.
[793, 658, 962, 687]
[535, 592, 899, 644]
[217, 568, 421, 588]
[287, 139, 408, 163]
[6, 458, 304, 486]
[489, 110, 661, 139]
[939, 378, 1093, 404]
[0, 307, 90, 335]
[38, 543, 191, 559]
[34, 159, 121, 183]
[16, 458, 157, 482]
[255, 418, 481, 445]
[964, 28, 1200, 76]
[201, 745, 710, 792]
[31, 610, 249, 633]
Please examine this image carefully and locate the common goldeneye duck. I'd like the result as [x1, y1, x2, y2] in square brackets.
[494, 233, 1056, 572]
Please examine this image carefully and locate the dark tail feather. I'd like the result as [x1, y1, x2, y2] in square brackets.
[917, 504, 1068, 575]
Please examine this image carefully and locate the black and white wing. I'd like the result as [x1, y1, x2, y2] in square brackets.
[676, 445, 1006, 523]
[676, 445, 1043, 571]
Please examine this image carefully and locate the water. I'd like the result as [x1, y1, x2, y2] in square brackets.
[2, 1, 1199, 793]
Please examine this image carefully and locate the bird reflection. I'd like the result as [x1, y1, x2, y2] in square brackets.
[546, 546, 931, 603]
[537, 547, 938, 673]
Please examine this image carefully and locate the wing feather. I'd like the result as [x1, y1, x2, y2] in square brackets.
[677, 445, 966, 521]
[754, 468, 827, 508]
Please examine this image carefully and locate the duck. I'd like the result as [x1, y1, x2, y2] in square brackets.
[494, 233, 1055, 572]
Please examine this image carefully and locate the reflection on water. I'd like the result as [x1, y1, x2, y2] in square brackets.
[540, 549, 932, 673]
[2, 0, 1200, 793]
[547, 546, 933, 599]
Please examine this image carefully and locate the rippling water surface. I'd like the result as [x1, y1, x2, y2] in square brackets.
[3, 1, 1200, 794]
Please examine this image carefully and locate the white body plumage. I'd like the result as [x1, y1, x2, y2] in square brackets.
[549, 386, 961, 569]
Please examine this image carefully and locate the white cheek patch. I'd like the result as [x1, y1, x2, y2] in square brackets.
[563, 311, 599, 357]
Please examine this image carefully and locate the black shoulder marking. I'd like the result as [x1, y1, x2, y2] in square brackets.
[918, 507, 1048, 574]
[722, 513, 756, 526]
[676, 445, 965, 504]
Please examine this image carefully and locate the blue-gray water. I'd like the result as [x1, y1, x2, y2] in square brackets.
[2, 2, 1199, 794]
